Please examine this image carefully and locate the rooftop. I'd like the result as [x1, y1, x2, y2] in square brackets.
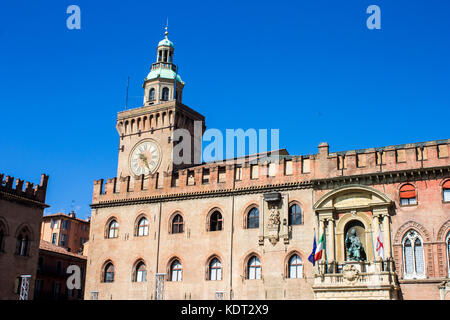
[39, 240, 87, 260]
[43, 212, 90, 224]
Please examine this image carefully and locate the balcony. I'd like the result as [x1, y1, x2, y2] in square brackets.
[312, 260, 399, 300]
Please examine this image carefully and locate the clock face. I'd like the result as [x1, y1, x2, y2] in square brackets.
[129, 140, 161, 176]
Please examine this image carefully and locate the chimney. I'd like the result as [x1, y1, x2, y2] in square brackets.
[318, 142, 329, 158]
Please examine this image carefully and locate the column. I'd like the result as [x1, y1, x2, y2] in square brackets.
[327, 219, 336, 273]
[328, 219, 335, 262]
[382, 214, 392, 259]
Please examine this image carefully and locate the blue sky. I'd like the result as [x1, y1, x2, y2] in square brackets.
[1, 0, 449, 220]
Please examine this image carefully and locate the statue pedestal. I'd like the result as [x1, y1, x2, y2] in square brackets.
[343, 261, 365, 272]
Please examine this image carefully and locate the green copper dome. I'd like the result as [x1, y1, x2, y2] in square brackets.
[158, 37, 174, 47]
[146, 67, 183, 84]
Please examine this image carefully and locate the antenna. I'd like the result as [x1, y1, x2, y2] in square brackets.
[164, 18, 169, 38]
[125, 76, 130, 110]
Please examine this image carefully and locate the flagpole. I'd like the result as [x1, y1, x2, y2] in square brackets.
[370, 224, 376, 264]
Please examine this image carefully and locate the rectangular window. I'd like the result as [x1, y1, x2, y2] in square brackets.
[187, 170, 195, 186]
[438, 144, 449, 158]
[51, 219, 58, 229]
[401, 197, 417, 206]
[52, 233, 57, 244]
[376, 151, 386, 165]
[59, 234, 68, 247]
[202, 168, 210, 184]
[396, 149, 406, 163]
[337, 155, 346, 170]
[356, 154, 366, 167]
[302, 158, 310, 173]
[268, 163, 276, 177]
[218, 166, 226, 183]
[155, 172, 162, 189]
[443, 189, 450, 202]
[285, 159, 293, 175]
[235, 165, 242, 181]
[416, 147, 427, 161]
[250, 164, 259, 179]
[171, 172, 179, 187]
[62, 220, 71, 231]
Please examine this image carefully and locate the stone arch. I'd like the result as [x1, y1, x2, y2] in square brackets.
[242, 203, 259, 229]
[204, 254, 223, 281]
[242, 252, 262, 280]
[437, 220, 450, 242]
[14, 223, 34, 241]
[0, 216, 10, 235]
[205, 207, 224, 232]
[314, 184, 392, 211]
[284, 250, 305, 279]
[394, 221, 431, 244]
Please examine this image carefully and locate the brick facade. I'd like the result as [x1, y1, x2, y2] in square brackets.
[0, 173, 49, 300]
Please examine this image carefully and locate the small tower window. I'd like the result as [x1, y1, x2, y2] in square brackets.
[162, 87, 169, 101]
[149, 88, 155, 101]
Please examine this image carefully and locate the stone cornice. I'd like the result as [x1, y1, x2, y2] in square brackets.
[90, 181, 312, 209]
[312, 165, 450, 189]
[0, 190, 49, 209]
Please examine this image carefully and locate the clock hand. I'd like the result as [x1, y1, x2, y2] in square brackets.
[139, 154, 151, 170]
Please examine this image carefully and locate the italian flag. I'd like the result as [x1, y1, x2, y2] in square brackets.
[315, 233, 325, 261]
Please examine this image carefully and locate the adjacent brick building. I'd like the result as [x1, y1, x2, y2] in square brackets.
[84, 30, 450, 300]
[40, 212, 90, 254]
[0, 173, 49, 300]
[34, 240, 86, 300]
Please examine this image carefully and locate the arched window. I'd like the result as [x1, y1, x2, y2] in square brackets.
[136, 217, 149, 237]
[288, 204, 302, 225]
[171, 214, 184, 234]
[400, 184, 417, 206]
[403, 230, 425, 279]
[288, 254, 303, 278]
[103, 262, 114, 283]
[443, 180, 450, 203]
[209, 211, 223, 231]
[107, 220, 119, 239]
[161, 87, 169, 101]
[15, 228, 30, 256]
[247, 256, 261, 280]
[208, 258, 222, 281]
[247, 207, 259, 229]
[134, 261, 147, 282]
[170, 259, 182, 281]
[149, 88, 155, 101]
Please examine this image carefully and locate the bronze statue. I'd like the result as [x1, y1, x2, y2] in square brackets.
[345, 228, 365, 261]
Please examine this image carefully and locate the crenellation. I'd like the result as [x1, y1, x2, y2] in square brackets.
[91, 139, 450, 203]
[0, 173, 49, 203]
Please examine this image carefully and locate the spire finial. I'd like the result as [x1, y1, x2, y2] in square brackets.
[164, 18, 169, 38]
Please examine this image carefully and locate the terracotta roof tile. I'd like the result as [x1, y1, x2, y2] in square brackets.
[39, 240, 87, 260]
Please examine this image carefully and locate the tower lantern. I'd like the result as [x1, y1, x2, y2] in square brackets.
[143, 26, 184, 106]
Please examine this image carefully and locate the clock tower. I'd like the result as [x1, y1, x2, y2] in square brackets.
[115, 27, 205, 183]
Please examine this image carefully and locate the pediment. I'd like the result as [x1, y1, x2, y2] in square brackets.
[314, 185, 392, 211]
